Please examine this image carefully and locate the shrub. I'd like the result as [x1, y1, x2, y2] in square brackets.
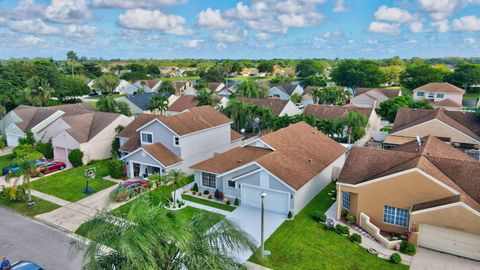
[0, 137, 5, 150]
[35, 139, 54, 159]
[234, 198, 240, 206]
[335, 224, 350, 235]
[341, 209, 349, 218]
[389, 253, 401, 264]
[203, 190, 210, 195]
[350, 233, 362, 244]
[312, 211, 326, 222]
[68, 149, 84, 167]
[108, 159, 125, 179]
[400, 241, 416, 255]
[287, 211, 292, 219]
[214, 189, 224, 201]
[207, 194, 212, 200]
[346, 214, 356, 224]
[192, 183, 199, 192]
[226, 200, 231, 205]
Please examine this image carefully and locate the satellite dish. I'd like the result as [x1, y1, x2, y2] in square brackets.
[240, 128, 246, 134]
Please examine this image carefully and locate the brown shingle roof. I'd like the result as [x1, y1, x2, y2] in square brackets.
[338, 136, 480, 211]
[136, 80, 159, 89]
[354, 88, 400, 98]
[412, 195, 462, 211]
[191, 122, 346, 190]
[304, 104, 373, 120]
[118, 114, 157, 139]
[143, 143, 182, 166]
[413, 82, 465, 94]
[168, 95, 198, 112]
[61, 111, 122, 143]
[428, 98, 463, 108]
[190, 146, 273, 174]
[238, 97, 289, 115]
[231, 129, 243, 141]
[392, 108, 480, 141]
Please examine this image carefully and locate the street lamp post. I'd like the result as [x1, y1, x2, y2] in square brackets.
[260, 192, 267, 258]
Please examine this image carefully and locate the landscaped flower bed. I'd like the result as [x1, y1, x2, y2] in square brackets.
[110, 179, 150, 202]
[182, 184, 239, 211]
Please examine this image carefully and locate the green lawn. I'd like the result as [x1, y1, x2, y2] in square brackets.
[464, 91, 480, 101]
[183, 194, 236, 212]
[249, 184, 408, 270]
[0, 153, 14, 170]
[0, 196, 60, 217]
[31, 160, 116, 202]
[401, 87, 413, 97]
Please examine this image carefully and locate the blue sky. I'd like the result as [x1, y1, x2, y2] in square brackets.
[0, 0, 479, 59]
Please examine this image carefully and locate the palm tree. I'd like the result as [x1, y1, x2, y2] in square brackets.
[25, 77, 54, 107]
[76, 196, 255, 270]
[97, 96, 117, 113]
[147, 95, 169, 115]
[194, 89, 217, 106]
[5, 152, 43, 204]
[165, 169, 186, 206]
[343, 111, 368, 144]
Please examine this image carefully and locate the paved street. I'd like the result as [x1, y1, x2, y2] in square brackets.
[0, 207, 84, 270]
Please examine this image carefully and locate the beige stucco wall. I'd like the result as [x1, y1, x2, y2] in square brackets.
[337, 170, 457, 234]
[392, 119, 479, 145]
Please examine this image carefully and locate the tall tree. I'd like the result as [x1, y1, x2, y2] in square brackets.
[343, 111, 368, 144]
[257, 61, 274, 73]
[446, 63, 480, 91]
[199, 64, 226, 82]
[56, 75, 90, 102]
[400, 64, 448, 90]
[83, 62, 102, 78]
[381, 65, 404, 86]
[5, 150, 43, 204]
[303, 75, 327, 87]
[93, 74, 120, 95]
[66, 51, 78, 76]
[165, 169, 186, 207]
[97, 96, 118, 113]
[158, 81, 176, 94]
[377, 96, 433, 122]
[234, 80, 267, 98]
[310, 87, 350, 105]
[147, 95, 169, 115]
[295, 60, 325, 78]
[194, 89, 217, 106]
[24, 76, 54, 107]
[331, 59, 385, 88]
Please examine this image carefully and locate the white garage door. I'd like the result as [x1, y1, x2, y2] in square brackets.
[6, 134, 21, 147]
[419, 224, 480, 260]
[54, 147, 69, 163]
[241, 184, 290, 214]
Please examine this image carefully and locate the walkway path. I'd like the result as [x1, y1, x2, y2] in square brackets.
[31, 190, 70, 206]
[174, 183, 232, 216]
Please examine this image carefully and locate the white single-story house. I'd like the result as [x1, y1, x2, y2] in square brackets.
[116, 93, 178, 115]
[268, 84, 304, 100]
[190, 122, 347, 215]
[238, 97, 301, 116]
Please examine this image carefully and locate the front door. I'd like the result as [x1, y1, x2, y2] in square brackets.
[133, 163, 140, 177]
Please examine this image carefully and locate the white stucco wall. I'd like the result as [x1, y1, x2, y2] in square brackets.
[351, 95, 376, 108]
[268, 87, 291, 100]
[280, 100, 302, 116]
[38, 118, 71, 143]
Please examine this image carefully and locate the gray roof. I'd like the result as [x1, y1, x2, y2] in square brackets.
[271, 84, 300, 96]
[125, 92, 171, 111]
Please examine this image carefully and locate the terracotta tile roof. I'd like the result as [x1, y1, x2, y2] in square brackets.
[304, 104, 373, 120]
[428, 98, 463, 108]
[338, 136, 480, 212]
[354, 88, 400, 98]
[118, 114, 158, 139]
[190, 146, 273, 174]
[207, 82, 222, 91]
[61, 111, 122, 143]
[392, 108, 480, 141]
[413, 82, 465, 94]
[143, 143, 182, 166]
[191, 122, 346, 190]
[231, 129, 243, 141]
[173, 81, 187, 91]
[168, 95, 198, 112]
[238, 97, 289, 115]
[412, 195, 462, 211]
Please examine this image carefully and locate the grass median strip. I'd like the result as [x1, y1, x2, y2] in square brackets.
[182, 194, 236, 212]
[0, 195, 60, 217]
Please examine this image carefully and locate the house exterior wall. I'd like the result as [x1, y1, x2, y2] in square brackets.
[351, 95, 376, 108]
[4, 123, 25, 147]
[337, 170, 457, 234]
[0, 111, 21, 135]
[37, 118, 71, 143]
[140, 121, 181, 156]
[268, 87, 291, 100]
[292, 85, 304, 96]
[413, 90, 463, 105]
[409, 205, 480, 245]
[391, 119, 479, 145]
[367, 110, 382, 133]
[180, 124, 232, 162]
[124, 149, 166, 178]
[52, 130, 81, 160]
[280, 101, 302, 116]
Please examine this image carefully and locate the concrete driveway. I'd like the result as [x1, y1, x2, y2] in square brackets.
[410, 248, 480, 270]
[226, 205, 286, 262]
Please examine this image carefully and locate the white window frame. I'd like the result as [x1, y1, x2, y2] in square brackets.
[140, 131, 153, 144]
[383, 205, 409, 227]
[435, 93, 445, 99]
[341, 191, 350, 210]
[227, 180, 236, 189]
[173, 136, 180, 147]
[416, 91, 424, 97]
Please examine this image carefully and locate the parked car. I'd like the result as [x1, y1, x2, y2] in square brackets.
[296, 103, 305, 109]
[10, 261, 43, 270]
[2, 159, 45, 175]
[34, 161, 66, 175]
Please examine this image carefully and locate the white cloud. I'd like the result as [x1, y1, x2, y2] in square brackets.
[432, 19, 450, 32]
[409, 21, 424, 33]
[405, 39, 419, 44]
[463, 37, 476, 45]
[278, 12, 324, 28]
[367, 21, 401, 35]
[213, 29, 247, 42]
[216, 42, 227, 50]
[45, 0, 92, 23]
[117, 9, 192, 35]
[333, 0, 346, 12]
[374, 5, 415, 23]
[64, 24, 98, 38]
[366, 39, 378, 44]
[184, 39, 203, 48]
[7, 19, 60, 35]
[21, 35, 47, 46]
[0, 17, 6, 25]
[1, 0, 46, 21]
[452, 16, 480, 31]
[418, 0, 460, 20]
[198, 8, 234, 29]
[255, 32, 271, 40]
[91, 0, 186, 8]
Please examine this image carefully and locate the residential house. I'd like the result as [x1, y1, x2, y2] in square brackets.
[383, 108, 480, 152]
[190, 122, 347, 215]
[173, 81, 194, 95]
[304, 104, 381, 141]
[217, 83, 238, 98]
[350, 88, 401, 109]
[119, 106, 243, 177]
[238, 97, 301, 116]
[114, 79, 131, 94]
[239, 68, 259, 77]
[125, 80, 160, 95]
[166, 95, 198, 115]
[268, 84, 304, 100]
[116, 93, 178, 115]
[302, 86, 352, 106]
[413, 82, 465, 111]
[51, 111, 133, 166]
[206, 82, 225, 93]
[336, 136, 480, 260]
[0, 104, 95, 147]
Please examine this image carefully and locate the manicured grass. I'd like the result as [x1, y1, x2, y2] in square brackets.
[401, 87, 413, 97]
[31, 160, 116, 202]
[0, 153, 14, 171]
[249, 184, 408, 270]
[0, 195, 60, 217]
[182, 194, 236, 212]
[464, 91, 480, 101]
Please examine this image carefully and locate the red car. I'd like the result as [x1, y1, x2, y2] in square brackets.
[35, 161, 66, 175]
